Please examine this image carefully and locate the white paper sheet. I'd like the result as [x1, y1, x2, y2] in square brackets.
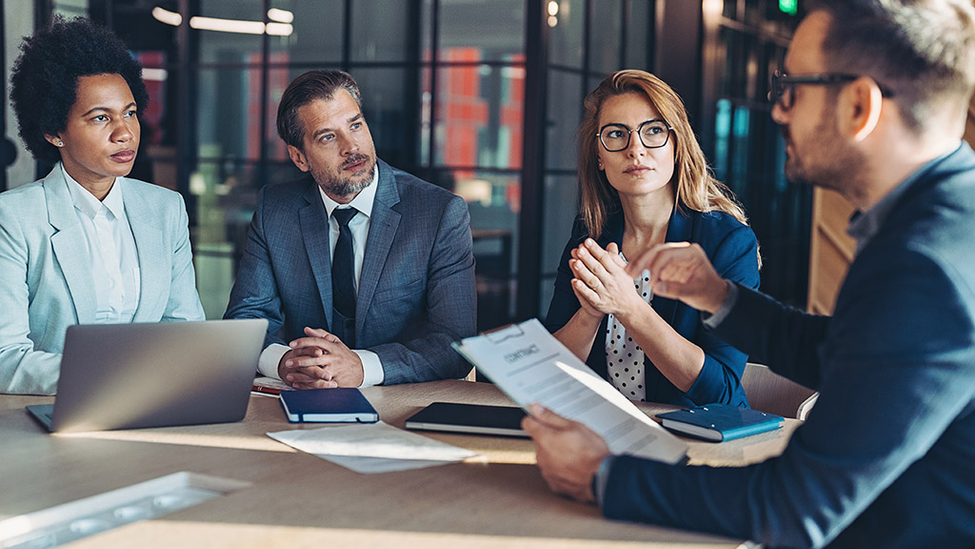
[251, 376, 293, 397]
[454, 319, 688, 464]
[267, 421, 478, 474]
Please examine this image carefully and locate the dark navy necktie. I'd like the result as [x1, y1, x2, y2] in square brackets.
[331, 208, 357, 347]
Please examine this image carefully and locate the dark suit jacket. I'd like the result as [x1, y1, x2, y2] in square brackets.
[545, 207, 760, 406]
[602, 143, 975, 549]
[224, 159, 476, 384]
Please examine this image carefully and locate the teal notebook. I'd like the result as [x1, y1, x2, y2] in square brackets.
[656, 404, 783, 442]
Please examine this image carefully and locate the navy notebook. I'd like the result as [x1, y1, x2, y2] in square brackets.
[655, 404, 783, 442]
[279, 388, 379, 423]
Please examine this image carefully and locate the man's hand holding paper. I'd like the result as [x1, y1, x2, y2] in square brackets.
[454, 319, 688, 464]
[522, 403, 609, 503]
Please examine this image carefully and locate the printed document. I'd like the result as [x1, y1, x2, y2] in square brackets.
[454, 319, 688, 464]
[268, 421, 477, 474]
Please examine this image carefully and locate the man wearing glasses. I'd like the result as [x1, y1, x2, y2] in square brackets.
[523, 1, 975, 547]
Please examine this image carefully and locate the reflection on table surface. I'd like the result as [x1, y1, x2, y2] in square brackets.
[0, 379, 796, 548]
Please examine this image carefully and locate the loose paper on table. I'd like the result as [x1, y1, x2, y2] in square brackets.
[268, 421, 478, 474]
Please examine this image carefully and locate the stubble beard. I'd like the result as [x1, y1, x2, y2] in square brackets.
[312, 154, 376, 199]
[782, 110, 864, 195]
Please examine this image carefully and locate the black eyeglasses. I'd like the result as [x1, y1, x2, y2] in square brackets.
[597, 119, 673, 152]
[768, 70, 895, 110]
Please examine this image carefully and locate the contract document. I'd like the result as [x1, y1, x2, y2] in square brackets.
[454, 319, 688, 464]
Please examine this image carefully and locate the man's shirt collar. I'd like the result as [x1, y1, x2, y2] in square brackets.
[318, 162, 380, 218]
[847, 141, 962, 252]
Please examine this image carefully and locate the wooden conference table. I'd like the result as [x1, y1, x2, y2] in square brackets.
[0, 380, 798, 548]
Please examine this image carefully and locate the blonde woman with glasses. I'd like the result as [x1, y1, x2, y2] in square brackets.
[544, 69, 759, 406]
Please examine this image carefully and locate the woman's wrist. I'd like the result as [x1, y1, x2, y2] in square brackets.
[612, 294, 650, 325]
[575, 305, 604, 326]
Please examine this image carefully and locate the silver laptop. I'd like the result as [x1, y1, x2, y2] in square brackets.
[27, 319, 268, 433]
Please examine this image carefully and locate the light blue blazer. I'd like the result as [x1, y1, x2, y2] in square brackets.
[0, 165, 205, 395]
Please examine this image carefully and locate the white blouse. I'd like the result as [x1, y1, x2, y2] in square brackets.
[64, 166, 140, 323]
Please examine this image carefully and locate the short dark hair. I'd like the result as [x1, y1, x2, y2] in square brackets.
[9, 16, 149, 163]
[807, 0, 975, 131]
[276, 69, 363, 149]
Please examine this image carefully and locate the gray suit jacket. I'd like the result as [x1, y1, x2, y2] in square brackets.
[224, 160, 477, 384]
[0, 165, 205, 395]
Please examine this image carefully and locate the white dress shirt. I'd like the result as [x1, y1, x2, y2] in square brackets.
[63, 165, 140, 324]
[257, 166, 385, 387]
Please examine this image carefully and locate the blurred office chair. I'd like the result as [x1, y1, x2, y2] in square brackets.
[742, 362, 818, 420]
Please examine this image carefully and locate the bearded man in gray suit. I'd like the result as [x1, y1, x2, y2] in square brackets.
[225, 70, 476, 389]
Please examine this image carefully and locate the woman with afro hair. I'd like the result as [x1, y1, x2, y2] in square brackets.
[0, 17, 204, 394]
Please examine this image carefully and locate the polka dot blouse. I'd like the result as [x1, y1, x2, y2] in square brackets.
[605, 263, 653, 401]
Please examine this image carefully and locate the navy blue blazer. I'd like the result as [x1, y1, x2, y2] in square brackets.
[545, 206, 760, 406]
[602, 143, 975, 548]
[224, 160, 477, 384]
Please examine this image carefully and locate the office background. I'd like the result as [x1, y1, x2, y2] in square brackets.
[0, 0, 806, 331]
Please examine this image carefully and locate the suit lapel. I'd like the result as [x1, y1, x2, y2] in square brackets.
[595, 211, 624, 249]
[122, 180, 168, 321]
[298, 180, 335, 331]
[45, 168, 97, 324]
[651, 207, 692, 325]
[355, 161, 401, 336]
